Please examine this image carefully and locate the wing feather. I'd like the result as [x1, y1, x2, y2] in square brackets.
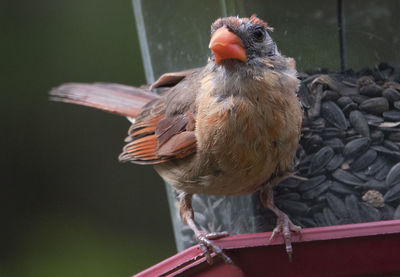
[50, 83, 158, 117]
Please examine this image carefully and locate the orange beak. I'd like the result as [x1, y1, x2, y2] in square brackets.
[209, 26, 246, 64]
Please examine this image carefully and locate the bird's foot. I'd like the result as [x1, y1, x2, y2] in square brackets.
[180, 194, 232, 264]
[269, 213, 302, 262]
[196, 231, 232, 265]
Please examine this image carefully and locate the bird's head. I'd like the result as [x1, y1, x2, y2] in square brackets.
[209, 15, 277, 67]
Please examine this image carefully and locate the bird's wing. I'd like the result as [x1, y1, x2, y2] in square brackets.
[119, 68, 202, 165]
[50, 67, 202, 165]
[119, 98, 167, 164]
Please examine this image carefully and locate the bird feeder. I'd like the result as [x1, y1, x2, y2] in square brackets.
[131, 0, 400, 275]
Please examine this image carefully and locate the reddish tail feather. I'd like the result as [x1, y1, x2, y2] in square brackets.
[49, 82, 159, 118]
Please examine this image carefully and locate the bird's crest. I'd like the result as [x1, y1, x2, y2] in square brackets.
[248, 14, 274, 32]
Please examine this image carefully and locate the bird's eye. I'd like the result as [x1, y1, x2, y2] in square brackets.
[253, 27, 265, 41]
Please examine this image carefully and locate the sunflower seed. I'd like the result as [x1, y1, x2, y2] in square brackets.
[343, 134, 363, 144]
[323, 138, 344, 153]
[359, 97, 389, 115]
[345, 194, 362, 223]
[382, 88, 400, 102]
[314, 212, 327, 226]
[394, 205, 400, 219]
[337, 96, 353, 108]
[321, 101, 348, 130]
[394, 101, 400, 110]
[380, 205, 395, 220]
[383, 140, 400, 151]
[326, 154, 345, 172]
[353, 171, 370, 181]
[342, 102, 358, 116]
[370, 130, 384, 145]
[379, 126, 400, 132]
[349, 110, 370, 137]
[309, 117, 326, 128]
[301, 134, 323, 153]
[276, 192, 301, 201]
[298, 175, 326, 192]
[330, 181, 357, 195]
[296, 217, 317, 227]
[361, 179, 387, 190]
[350, 94, 369, 104]
[371, 145, 400, 160]
[350, 149, 377, 171]
[378, 121, 400, 128]
[343, 137, 370, 158]
[323, 208, 339, 225]
[309, 146, 334, 174]
[360, 84, 382, 97]
[303, 180, 331, 200]
[383, 110, 400, 121]
[309, 202, 326, 214]
[321, 128, 346, 139]
[364, 113, 384, 126]
[375, 161, 392, 181]
[365, 156, 385, 176]
[385, 162, 400, 187]
[359, 202, 381, 222]
[326, 192, 348, 218]
[332, 169, 363, 186]
[388, 132, 400, 142]
[383, 183, 400, 202]
[277, 200, 310, 215]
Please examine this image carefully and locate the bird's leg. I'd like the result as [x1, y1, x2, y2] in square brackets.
[260, 175, 302, 262]
[179, 193, 232, 264]
[275, 171, 308, 182]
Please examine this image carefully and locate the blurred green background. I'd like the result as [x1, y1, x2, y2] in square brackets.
[1, 0, 172, 276]
[1, 0, 399, 276]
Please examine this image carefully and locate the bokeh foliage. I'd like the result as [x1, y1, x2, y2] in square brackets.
[1, 0, 174, 276]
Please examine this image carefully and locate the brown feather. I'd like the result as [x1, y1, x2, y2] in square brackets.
[131, 148, 157, 156]
[157, 131, 196, 159]
[50, 83, 158, 118]
[128, 114, 164, 134]
[119, 135, 165, 164]
[155, 115, 188, 147]
[249, 14, 268, 28]
[131, 126, 158, 137]
[124, 135, 157, 147]
[119, 69, 202, 164]
[150, 68, 200, 89]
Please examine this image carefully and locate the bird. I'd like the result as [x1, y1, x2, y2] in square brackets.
[50, 15, 303, 264]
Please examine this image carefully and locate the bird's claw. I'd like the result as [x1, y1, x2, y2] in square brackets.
[196, 231, 232, 265]
[204, 231, 229, 240]
[269, 213, 302, 262]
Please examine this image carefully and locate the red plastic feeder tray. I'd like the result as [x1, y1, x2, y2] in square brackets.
[134, 219, 400, 277]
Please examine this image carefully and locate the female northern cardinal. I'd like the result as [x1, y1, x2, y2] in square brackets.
[51, 15, 303, 264]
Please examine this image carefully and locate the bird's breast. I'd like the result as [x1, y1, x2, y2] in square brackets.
[197, 93, 275, 163]
[193, 94, 278, 194]
[189, 70, 302, 195]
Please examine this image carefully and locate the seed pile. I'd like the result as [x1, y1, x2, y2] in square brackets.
[274, 63, 400, 227]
